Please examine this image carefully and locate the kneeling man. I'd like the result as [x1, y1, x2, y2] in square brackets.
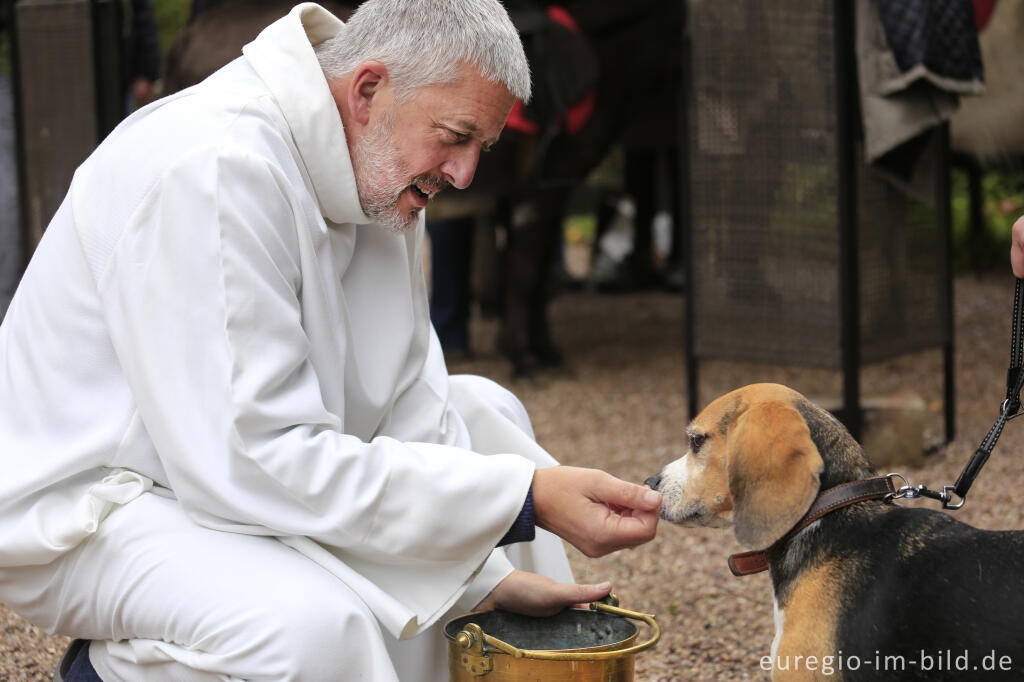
[0, 1, 660, 680]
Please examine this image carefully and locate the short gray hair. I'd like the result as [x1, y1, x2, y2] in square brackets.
[315, 0, 531, 102]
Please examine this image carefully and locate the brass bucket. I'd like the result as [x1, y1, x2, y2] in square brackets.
[444, 597, 660, 681]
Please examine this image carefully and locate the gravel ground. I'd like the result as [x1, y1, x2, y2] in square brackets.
[4, 271, 1024, 680]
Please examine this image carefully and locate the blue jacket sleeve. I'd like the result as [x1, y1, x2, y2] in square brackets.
[497, 487, 535, 546]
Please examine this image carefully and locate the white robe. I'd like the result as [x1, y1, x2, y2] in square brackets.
[0, 1, 570, 667]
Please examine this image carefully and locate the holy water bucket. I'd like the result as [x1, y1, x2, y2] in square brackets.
[444, 597, 659, 681]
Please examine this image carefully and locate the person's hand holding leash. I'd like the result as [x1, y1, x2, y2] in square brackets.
[532, 465, 661, 558]
[1011, 215, 1024, 278]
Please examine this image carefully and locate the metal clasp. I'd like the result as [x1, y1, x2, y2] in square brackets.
[886, 474, 965, 510]
[1004, 398, 1024, 422]
[941, 486, 966, 510]
[885, 473, 914, 500]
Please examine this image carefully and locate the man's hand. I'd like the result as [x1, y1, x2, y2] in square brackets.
[474, 569, 612, 616]
[1012, 215, 1024, 278]
[532, 466, 661, 558]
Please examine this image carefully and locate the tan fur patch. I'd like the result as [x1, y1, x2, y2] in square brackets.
[692, 449, 732, 513]
[770, 561, 843, 681]
[727, 400, 824, 549]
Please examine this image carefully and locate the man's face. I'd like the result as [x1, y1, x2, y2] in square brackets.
[351, 65, 514, 232]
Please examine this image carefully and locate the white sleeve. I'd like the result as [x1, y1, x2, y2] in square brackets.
[96, 145, 534, 568]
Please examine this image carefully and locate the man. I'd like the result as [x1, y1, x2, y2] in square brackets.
[0, 1, 661, 680]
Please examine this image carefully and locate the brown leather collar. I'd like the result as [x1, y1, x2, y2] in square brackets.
[728, 476, 896, 576]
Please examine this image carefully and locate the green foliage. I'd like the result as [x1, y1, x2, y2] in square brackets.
[564, 212, 596, 246]
[742, 161, 1023, 275]
[152, 0, 190, 56]
[951, 168, 1024, 272]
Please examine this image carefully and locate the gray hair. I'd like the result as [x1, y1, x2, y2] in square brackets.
[314, 0, 531, 102]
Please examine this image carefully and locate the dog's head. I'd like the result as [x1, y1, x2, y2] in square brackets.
[645, 383, 872, 550]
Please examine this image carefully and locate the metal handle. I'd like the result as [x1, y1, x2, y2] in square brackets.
[456, 600, 661, 662]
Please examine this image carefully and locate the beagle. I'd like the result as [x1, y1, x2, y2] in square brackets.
[645, 383, 1024, 681]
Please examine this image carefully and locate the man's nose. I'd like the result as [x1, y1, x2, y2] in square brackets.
[441, 146, 481, 190]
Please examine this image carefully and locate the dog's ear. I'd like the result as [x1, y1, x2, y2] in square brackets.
[727, 401, 824, 549]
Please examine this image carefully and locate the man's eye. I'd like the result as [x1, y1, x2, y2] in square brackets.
[688, 433, 707, 452]
[447, 130, 470, 144]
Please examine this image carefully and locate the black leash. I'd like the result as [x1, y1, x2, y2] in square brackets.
[891, 279, 1024, 510]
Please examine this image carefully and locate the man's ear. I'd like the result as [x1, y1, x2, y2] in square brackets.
[346, 60, 390, 127]
[726, 401, 823, 549]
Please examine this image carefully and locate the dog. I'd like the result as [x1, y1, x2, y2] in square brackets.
[645, 383, 1024, 681]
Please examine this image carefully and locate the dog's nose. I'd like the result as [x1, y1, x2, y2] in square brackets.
[644, 474, 661, 491]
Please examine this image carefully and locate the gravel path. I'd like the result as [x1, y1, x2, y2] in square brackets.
[4, 272, 1023, 680]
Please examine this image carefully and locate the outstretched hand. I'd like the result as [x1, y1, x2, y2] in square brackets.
[531, 465, 661, 558]
[474, 569, 612, 616]
[1012, 215, 1024, 278]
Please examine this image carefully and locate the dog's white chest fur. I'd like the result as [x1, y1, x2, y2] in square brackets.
[771, 598, 784, 674]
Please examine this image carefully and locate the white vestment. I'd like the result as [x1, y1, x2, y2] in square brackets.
[0, 4, 572, 680]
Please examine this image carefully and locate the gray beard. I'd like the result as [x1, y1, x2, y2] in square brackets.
[351, 112, 419, 233]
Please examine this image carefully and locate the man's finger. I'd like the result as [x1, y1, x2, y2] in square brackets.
[593, 475, 662, 511]
[573, 581, 612, 606]
[606, 508, 659, 544]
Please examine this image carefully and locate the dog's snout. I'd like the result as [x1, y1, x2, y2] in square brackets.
[644, 474, 662, 491]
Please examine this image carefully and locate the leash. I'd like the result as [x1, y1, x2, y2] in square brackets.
[891, 278, 1024, 510]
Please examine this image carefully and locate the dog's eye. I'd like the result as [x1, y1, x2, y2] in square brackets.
[688, 432, 707, 452]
